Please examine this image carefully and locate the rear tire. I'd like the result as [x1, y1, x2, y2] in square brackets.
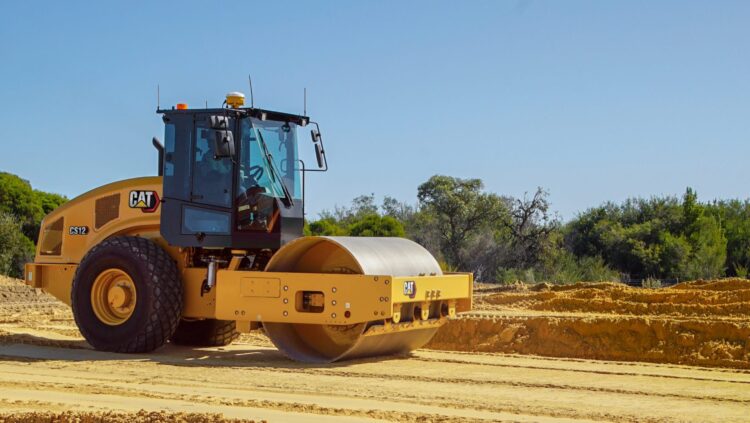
[170, 319, 239, 347]
[71, 236, 183, 353]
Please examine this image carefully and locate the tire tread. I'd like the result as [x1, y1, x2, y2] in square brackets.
[71, 236, 183, 353]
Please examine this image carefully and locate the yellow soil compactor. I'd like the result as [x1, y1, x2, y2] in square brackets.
[25, 92, 472, 362]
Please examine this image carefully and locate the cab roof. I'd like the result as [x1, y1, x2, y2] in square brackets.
[157, 107, 310, 127]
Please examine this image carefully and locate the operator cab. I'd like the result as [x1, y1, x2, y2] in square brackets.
[156, 93, 326, 250]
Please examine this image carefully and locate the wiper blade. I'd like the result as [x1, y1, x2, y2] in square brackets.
[257, 130, 294, 207]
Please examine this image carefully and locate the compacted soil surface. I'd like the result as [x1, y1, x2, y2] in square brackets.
[1, 275, 749, 422]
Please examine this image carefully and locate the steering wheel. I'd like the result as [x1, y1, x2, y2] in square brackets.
[247, 165, 264, 180]
[237, 165, 267, 207]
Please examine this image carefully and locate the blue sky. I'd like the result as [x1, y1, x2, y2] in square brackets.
[1, 1, 748, 220]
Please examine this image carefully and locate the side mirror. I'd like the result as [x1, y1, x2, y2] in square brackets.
[304, 123, 328, 171]
[310, 129, 321, 143]
[213, 130, 235, 159]
[314, 143, 325, 168]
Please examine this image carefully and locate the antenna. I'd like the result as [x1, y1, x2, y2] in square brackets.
[157, 84, 160, 110]
[248, 74, 255, 108]
[304, 87, 307, 116]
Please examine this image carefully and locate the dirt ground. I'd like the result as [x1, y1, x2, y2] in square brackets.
[1, 275, 749, 422]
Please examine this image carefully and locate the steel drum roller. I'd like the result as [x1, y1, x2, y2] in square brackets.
[263, 236, 443, 362]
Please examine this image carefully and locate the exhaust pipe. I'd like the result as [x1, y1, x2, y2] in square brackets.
[152, 137, 165, 176]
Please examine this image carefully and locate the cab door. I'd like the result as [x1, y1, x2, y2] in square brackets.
[160, 112, 237, 247]
[181, 118, 236, 237]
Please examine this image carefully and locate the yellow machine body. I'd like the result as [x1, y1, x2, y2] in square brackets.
[25, 177, 472, 362]
[25, 177, 163, 305]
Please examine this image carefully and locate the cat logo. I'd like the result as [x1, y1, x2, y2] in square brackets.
[128, 190, 160, 213]
[403, 280, 417, 299]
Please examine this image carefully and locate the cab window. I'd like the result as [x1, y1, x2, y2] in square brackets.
[191, 126, 232, 208]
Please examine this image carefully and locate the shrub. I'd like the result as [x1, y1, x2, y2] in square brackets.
[733, 262, 749, 279]
[348, 215, 405, 237]
[641, 277, 662, 289]
[307, 217, 347, 236]
[0, 212, 35, 278]
[0, 172, 67, 243]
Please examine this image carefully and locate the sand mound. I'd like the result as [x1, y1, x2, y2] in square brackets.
[0, 276, 66, 314]
[478, 279, 750, 317]
[428, 278, 750, 368]
[0, 410, 255, 423]
[672, 278, 750, 291]
[0, 276, 73, 344]
[429, 314, 750, 368]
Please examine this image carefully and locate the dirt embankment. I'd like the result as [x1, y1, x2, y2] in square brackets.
[429, 279, 750, 369]
[0, 276, 79, 349]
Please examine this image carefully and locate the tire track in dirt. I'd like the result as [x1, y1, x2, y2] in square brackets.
[0, 359, 561, 423]
[0, 383, 480, 423]
[0, 354, 571, 420]
[2, 342, 749, 423]
[412, 354, 750, 385]
[7, 339, 745, 408]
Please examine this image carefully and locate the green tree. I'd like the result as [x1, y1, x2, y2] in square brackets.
[307, 217, 348, 236]
[682, 187, 701, 231]
[417, 175, 508, 270]
[565, 188, 729, 281]
[0, 172, 67, 243]
[0, 172, 41, 241]
[0, 212, 35, 278]
[381, 196, 416, 222]
[35, 190, 68, 215]
[707, 199, 750, 277]
[0, 173, 38, 218]
[659, 231, 692, 277]
[503, 188, 559, 268]
[684, 214, 726, 279]
[349, 215, 405, 237]
[328, 194, 379, 226]
[680, 188, 726, 279]
[307, 195, 408, 238]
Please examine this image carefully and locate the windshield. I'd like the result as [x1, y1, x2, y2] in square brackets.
[238, 118, 300, 200]
[235, 117, 300, 232]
